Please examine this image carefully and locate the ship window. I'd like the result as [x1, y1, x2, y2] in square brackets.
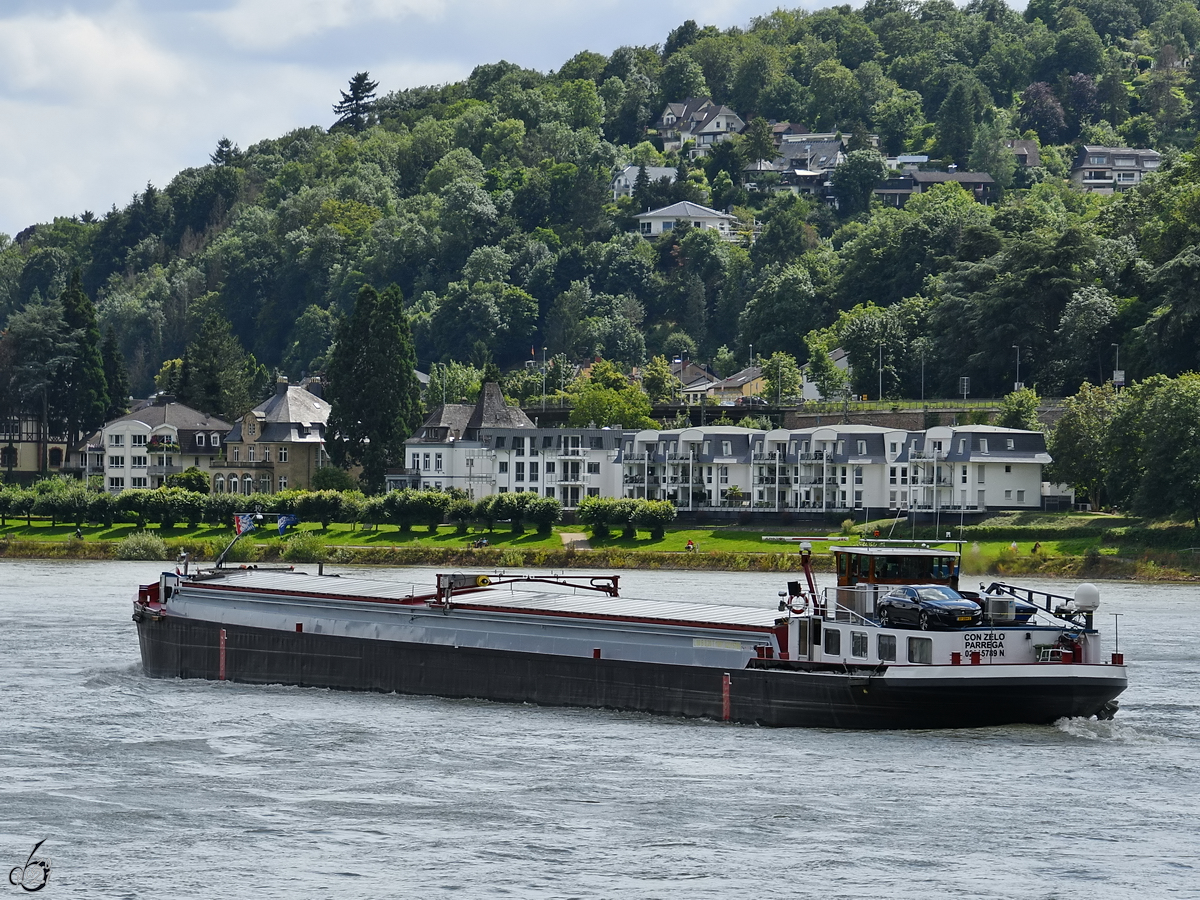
[824, 628, 841, 656]
[878, 634, 896, 661]
[851, 631, 868, 658]
[907, 636, 933, 665]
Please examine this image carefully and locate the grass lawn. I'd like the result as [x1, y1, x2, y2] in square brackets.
[584, 526, 855, 554]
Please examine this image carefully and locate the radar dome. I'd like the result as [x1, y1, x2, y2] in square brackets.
[1074, 582, 1100, 612]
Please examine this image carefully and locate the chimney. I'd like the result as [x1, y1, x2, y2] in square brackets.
[276, 375, 289, 397]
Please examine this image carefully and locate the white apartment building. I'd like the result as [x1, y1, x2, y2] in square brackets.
[96, 397, 231, 492]
[619, 424, 1050, 515]
[392, 384, 623, 507]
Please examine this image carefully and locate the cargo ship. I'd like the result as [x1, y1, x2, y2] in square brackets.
[132, 537, 1127, 729]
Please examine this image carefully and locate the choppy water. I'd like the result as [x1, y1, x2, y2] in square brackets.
[0, 560, 1196, 899]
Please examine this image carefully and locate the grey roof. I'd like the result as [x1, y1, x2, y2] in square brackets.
[636, 201, 733, 221]
[1005, 139, 1040, 167]
[614, 165, 677, 184]
[254, 382, 331, 425]
[710, 365, 762, 390]
[910, 171, 995, 185]
[106, 400, 231, 432]
[411, 382, 534, 444]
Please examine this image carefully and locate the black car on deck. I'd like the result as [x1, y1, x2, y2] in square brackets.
[876, 585, 982, 630]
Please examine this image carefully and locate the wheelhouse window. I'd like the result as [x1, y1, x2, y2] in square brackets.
[851, 631, 868, 658]
[908, 636, 933, 664]
[878, 634, 896, 661]
[824, 628, 841, 656]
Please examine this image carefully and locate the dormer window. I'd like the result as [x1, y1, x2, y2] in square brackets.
[1006, 438, 1014, 450]
[248, 422, 256, 437]
[196, 434, 206, 447]
[721, 441, 732, 456]
[979, 439, 989, 454]
[856, 440, 866, 455]
[836, 441, 845, 455]
[958, 439, 965, 453]
[211, 434, 220, 446]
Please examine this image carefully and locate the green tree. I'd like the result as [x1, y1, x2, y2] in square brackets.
[166, 466, 211, 494]
[1046, 382, 1117, 508]
[57, 271, 108, 442]
[804, 327, 850, 400]
[332, 71, 379, 133]
[326, 284, 422, 494]
[738, 117, 776, 165]
[1134, 374, 1200, 525]
[100, 325, 131, 420]
[428, 361, 483, 407]
[760, 351, 802, 404]
[641, 354, 682, 403]
[177, 315, 269, 421]
[568, 361, 655, 427]
[996, 387, 1041, 430]
[831, 150, 887, 216]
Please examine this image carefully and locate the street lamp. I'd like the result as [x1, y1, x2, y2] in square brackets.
[878, 342, 883, 402]
[1112, 343, 1123, 390]
[541, 347, 547, 411]
[1012, 345, 1021, 392]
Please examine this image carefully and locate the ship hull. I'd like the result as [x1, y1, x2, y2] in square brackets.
[137, 615, 1126, 730]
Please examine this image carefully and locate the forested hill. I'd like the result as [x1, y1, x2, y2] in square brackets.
[3, 0, 1200, 405]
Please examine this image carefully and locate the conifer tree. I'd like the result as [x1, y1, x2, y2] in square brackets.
[332, 72, 379, 133]
[57, 270, 108, 442]
[177, 314, 265, 421]
[326, 284, 421, 493]
[101, 326, 131, 420]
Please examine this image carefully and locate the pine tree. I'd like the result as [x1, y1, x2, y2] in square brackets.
[57, 270, 108, 442]
[327, 284, 421, 493]
[101, 326, 131, 420]
[332, 72, 379, 133]
[177, 315, 264, 421]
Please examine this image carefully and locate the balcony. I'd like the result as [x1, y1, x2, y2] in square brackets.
[146, 464, 182, 476]
[752, 452, 778, 462]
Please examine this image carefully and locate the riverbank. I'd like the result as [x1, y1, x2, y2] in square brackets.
[2, 517, 1198, 579]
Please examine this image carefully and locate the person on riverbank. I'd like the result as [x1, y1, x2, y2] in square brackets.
[685, 539, 695, 553]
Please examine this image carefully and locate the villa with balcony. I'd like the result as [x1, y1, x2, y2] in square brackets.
[94, 396, 231, 492]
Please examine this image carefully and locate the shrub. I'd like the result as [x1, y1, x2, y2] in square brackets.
[633, 499, 676, 540]
[495, 491, 532, 533]
[165, 467, 210, 493]
[841, 518, 857, 536]
[311, 466, 357, 491]
[473, 495, 499, 531]
[578, 495, 613, 538]
[87, 491, 116, 527]
[448, 498, 474, 534]
[612, 498, 639, 539]
[116, 531, 169, 560]
[383, 489, 416, 532]
[359, 495, 387, 530]
[282, 530, 327, 562]
[295, 490, 345, 529]
[527, 495, 563, 535]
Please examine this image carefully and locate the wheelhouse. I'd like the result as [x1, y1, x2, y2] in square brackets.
[832, 545, 961, 592]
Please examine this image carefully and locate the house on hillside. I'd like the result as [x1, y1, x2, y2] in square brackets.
[874, 169, 996, 207]
[653, 98, 745, 154]
[707, 365, 764, 402]
[210, 377, 335, 494]
[89, 396, 231, 492]
[611, 164, 677, 200]
[391, 382, 622, 507]
[1071, 145, 1161, 194]
[634, 201, 736, 239]
[1004, 139, 1041, 169]
[1, 413, 69, 486]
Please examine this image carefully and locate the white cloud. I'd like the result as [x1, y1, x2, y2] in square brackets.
[199, 0, 447, 50]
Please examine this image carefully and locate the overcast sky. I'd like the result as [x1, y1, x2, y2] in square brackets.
[0, 0, 807, 238]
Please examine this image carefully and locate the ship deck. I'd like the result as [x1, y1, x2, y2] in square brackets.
[188, 569, 784, 630]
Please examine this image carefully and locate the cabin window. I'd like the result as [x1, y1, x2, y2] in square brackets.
[908, 636, 933, 665]
[878, 634, 897, 661]
[837, 554, 849, 579]
[824, 629, 841, 656]
[851, 632, 868, 658]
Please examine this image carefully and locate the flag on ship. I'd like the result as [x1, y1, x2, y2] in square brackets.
[234, 514, 256, 535]
[277, 514, 300, 535]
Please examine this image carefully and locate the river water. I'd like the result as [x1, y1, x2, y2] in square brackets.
[0, 560, 1196, 899]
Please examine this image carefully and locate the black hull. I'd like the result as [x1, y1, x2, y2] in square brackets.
[137, 616, 1125, 729]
